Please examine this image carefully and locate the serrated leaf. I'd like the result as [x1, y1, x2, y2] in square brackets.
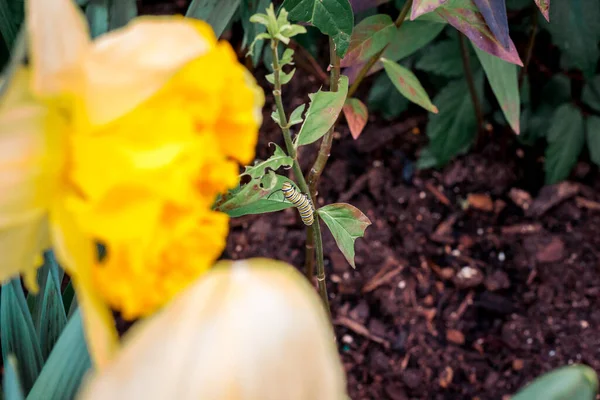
[343, 98, 369, 139]
[27, 311, 92, 400]
[3, 355, 24, 400]
[280, 68, 296, 84]
[318, 203, 371, 268]
[512, 365, 598, 400]
[242, 143, 293, 179]
[545, 104, 585, 184]
[546, 0, 600, 78]
[345, 19, 445, 81]
[215, 173, 294, 217]
[1, 279, 43, 393]
[340, 14, 395, 68]
[280, 0, 354, 57]
[472, 0, 509, 49]
[296, 75, 349, 146]
[582, 75, 600, 113]
[186, 0, 242, 37]
[534, 0, 549, 21]
[367, 72, 409, 120]
[382, 58, 438, 113]
[426, 72, 484, 165]
[289, 103, 306, 125]
[473, 44, 519, 134]
[415, 39, 463, 77]
[280, 48, 295, 65]
[436, 0, 522, 65]
[587, 116, 600, 168]
[411, 0, 449, 20]
[108, 0, 137, 31]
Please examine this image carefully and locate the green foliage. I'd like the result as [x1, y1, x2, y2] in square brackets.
[512, 365, 598, 400]
[3, 355, 25, 400]
[343, 98, 369, 139]
[295, 76, 349, 146]
[186, 0, 242, 37]
[544, 104, 585, 184]
[340, 14, 396, 67]
[0, 0, 24, 51]
[84, 0, 138, 38]
[582, 75, 600, 113]
[280, 0, 354, 57]
[367, 70, 409, 120]
[382, 58, 438, 113]
[586, 116, 600, 168]
[318, 203, 371, 268]
[415, 39, 464, 78]
[242, 143, 293, 179]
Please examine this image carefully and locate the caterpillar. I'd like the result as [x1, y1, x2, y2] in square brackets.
[282, 182, 315, 226]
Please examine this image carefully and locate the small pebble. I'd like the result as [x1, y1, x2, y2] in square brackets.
[581, 320, 589, 329]
[549, 350, 556, 357]
[498, 252, 506, 262]
[419, 191, 426, 199]
[342, 334, 353, 344]
[398, 280, 406, 289]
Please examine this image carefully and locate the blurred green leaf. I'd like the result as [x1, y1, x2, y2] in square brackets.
[27, 311, 92, 400]
[416, 147, 441, 169]
[426, 73, 484, 165]
[545, 104, 584, 184]
[0, 0, 24, 50]
[582, 75, 600, 113]
[296, 75, 349, 146]
[3, 355, 24, 400]
[472, 0, 510, 49]
[242, 0, 270, 65]
[186, 0, 242, 37]
[1, 279, 43, 393]
[534, 0, 549, 20]
[242, 143, 293, 179]
[86, 0, 109, 38]
[415, 39, 464, 78]
[411, 0, 447, 19]
[382, 58, 438, 113]
[318, 203, 371, 268]
[281, 0, 354, 57]
[473, 44, 520, 134]
[109, 0, 137, 31]
[512, 365, 598, 400]
[586, 116, 600, 168]
[61, 281, 74, 316]
[367, 72, 409, 120]
[545, 0, 600, 78]
[541, 74, 571, 107]
[340, 14, 395, 67]
[215, 172, 294, 217]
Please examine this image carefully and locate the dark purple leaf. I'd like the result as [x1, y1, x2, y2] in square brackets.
[472, 0, 509, 49]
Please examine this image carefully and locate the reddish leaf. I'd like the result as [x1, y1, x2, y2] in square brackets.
[340, 14, 395, 68]
[382, 58, 438, 113]
[411, 0, 449, 20]
[534, 0, 550, 21]
[349, 0, 390, 13]
[472, 0, 509, 49]
[436, 0, 522, 66]
[343, 98, 369, 139]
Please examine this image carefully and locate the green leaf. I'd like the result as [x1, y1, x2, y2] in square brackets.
[280, 0, 354, 57]
[289, 104, 306, 126]
[340, 14, 396, 68]
[26, 311, 92, 400]
[586, 116, 600, 168]
[411, 0, 448, 19]
[473, 44, 520, 134]
[512, 365, 598, 400]
[582, 75, 600, 113]
[382, 58, 438, 113]
[296, 75, 349, 146]
[546, 0, 600, 78]
[108, 0, 137, 31]
[534, 0, 549, 21]
[186, 0, 243, 37]
[366, 72, 409, 120]
[61, 281, 74, 316]
[415, 39, 464, 78]
[544, 104, 585, 184]
[215, 172, 294, 217]
[426, 72, 484, 165]
[343, 98, 369, 139]
[416, 147, 441, 169]
[1, 279, 43, 393]
[3, 355, 24, 400]
[318, 203, 371, 268]
[86, 0, 109, 38]
[0, 0, 24, 50]
[242, 143, 293, 179]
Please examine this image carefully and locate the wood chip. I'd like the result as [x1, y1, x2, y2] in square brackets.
[425, 182, 451, 206]
[439, 366, 454, 388]
[508, 188, 532, 210]
[575, 196, 600, 211]
[467, 193, 494, 211]
[526, 181, 579, 217]
[446, 329, 465, 345]
[362, 257, 405, 293]
[334, 316, 390, 349]
[501, 223, 543, 235]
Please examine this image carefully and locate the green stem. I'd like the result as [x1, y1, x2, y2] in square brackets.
[459, 33, 484, 140]
[347, 0, 413, 98]
[270, 40, 329, 314]
[519, 9, 538, 88]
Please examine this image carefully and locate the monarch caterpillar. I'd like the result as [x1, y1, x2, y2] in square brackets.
[282, 182, 315, 226]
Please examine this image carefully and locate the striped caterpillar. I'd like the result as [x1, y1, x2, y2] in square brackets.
[281, 182, 315, 226]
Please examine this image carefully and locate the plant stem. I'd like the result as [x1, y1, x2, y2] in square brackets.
[459, 33, 484, 139]
[270, 40, 329, 315]
[519, 9, 538, 88]
[347, 0, 413, 98]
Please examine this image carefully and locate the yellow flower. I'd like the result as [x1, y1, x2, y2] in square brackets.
[78, 259, 348, 400]
[0, 0, 263, 367]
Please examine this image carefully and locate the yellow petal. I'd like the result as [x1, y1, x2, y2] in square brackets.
[78, 259, 348, 400]
[26, 0, 90, 96]
[78, 17, 213, 126]
[49, 200, 119, 369]
[0, 68, 57, 291]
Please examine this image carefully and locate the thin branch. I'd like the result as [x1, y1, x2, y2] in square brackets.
[458, 34, 484, 139]
[518, 9, 538, 88]
[347, 0, 413, 98]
